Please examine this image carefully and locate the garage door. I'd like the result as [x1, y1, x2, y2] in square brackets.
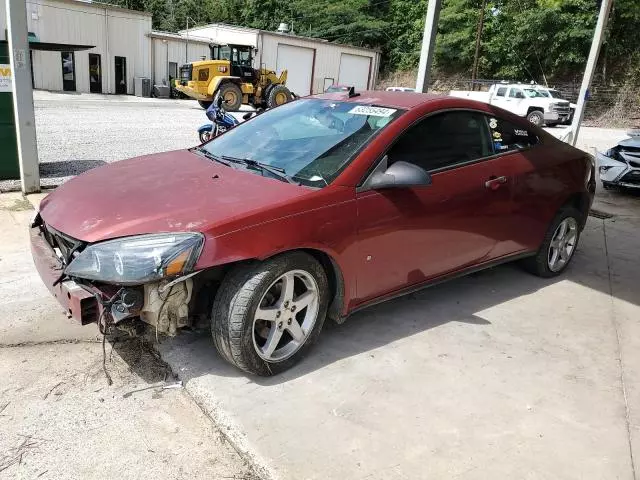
[276, 44, 314, 97]
[338, 53, 371, 91]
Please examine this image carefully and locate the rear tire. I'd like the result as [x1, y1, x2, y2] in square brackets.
[211, 252, 329, 376]
[215, 83, 243, 111]
[267, 84, 293, 108]
[521, 206, 582, 278]
[198, 100, 212, 109]
[526, 110, 545, 127]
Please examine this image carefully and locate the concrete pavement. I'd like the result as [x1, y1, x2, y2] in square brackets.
[157, 195, 640, 480]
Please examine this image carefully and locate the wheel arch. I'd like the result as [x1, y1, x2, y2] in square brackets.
[194, 247, 347, 325]
[563, 191, 591, 229]
[526, 106, 544, 116]
[207, 76, 242, 97]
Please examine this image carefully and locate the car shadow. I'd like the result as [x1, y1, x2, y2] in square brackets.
[122, 215, 637, 386]
[153, 263, 563, 385]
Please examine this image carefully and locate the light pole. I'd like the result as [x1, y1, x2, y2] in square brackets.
[185, 16, 197, 63]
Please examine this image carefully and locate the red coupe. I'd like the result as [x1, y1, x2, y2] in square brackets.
[31, 91, 595, 375]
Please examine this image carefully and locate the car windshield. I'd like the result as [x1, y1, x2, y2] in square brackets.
[203, 99, 404, 187]
[523, 88, 544, 98]
[548, 89, 563, 99]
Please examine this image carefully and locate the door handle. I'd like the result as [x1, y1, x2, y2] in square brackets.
[485, 175, 507, 190]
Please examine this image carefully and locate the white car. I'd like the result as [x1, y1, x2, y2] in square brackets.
[385, 86, 415, 92]
[530, 85, 576, 125]
[450, 83, 571, 127]
[597, 130, 640, 189]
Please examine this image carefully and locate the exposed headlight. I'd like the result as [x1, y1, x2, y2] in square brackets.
[65, 233, 204, 284]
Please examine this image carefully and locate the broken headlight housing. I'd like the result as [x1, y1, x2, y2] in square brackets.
[65, 233, 204, 285]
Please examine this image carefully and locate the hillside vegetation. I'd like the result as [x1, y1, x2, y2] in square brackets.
[110, 0, 639, 83]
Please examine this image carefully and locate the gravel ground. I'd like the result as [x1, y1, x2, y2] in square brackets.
[0, 90, 631, 191]
[0, 91, 214, 191]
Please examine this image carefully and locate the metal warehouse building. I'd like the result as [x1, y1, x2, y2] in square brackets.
[1, 0, 380, 96]
[179, 23, 381, 97]
[0, 0, 152, 94]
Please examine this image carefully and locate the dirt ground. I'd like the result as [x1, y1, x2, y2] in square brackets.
[0, 197, 260, 480]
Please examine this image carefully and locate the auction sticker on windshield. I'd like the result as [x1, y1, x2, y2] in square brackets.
[349, 105, 397, 117]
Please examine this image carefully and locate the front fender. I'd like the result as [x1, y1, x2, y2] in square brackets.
[198, 124, 213, 134]
[207, 76, 242, 97]
[194, 187, 359, 315]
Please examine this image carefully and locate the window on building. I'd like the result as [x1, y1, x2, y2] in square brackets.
[486, 116, 539, 153]
[388, 111, 492, 171]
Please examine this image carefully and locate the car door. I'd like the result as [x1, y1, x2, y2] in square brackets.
[485, 114, 550, 253]
[490, 86, 509, 110]
[354, 110, 512, 304]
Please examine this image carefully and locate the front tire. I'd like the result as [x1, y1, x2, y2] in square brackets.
[211, 252, 329, 376]
[526, 110, 545, 127]
[215, 83, 243, 111]
[267, 84, 293, 108]
[521, 207, 582, 278]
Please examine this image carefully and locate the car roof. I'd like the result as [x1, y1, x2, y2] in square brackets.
[311, 90, 445, 110]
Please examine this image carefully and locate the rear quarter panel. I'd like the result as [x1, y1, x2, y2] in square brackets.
[508, 134, 590, 251]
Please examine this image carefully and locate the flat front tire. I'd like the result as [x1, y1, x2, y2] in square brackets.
[211, 252, 329, 376]
[521, 206, 582, 277]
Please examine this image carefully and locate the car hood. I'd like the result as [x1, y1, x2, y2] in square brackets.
[39, 150, 311, 243]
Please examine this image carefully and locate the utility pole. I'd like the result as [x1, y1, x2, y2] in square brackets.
[186, 16, 189, 63]
[565, 0, 613, 146]
[415, 0, 443, 93]
[470, 0, 488, 90]
[6, 0, 40, 193]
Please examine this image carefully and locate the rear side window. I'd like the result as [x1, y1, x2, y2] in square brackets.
[388, 111, 492, 172]
[509, 88, 523, 98]
[496, 87, 507, 97]
[487, 116, 539, 152]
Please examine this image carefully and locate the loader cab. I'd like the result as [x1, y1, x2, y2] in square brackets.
[210, 44, 257, 83]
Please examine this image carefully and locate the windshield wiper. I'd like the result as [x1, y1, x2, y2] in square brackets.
[189, 146, 233, 167]
[220, 155, 299, 185]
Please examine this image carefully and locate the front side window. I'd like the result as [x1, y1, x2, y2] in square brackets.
[523, 88, 544, 98]
[387, 111, 492, 172]
[203, 99, 404, 187]
[487, 115, 538, 152]
[217, 46, 231, 61]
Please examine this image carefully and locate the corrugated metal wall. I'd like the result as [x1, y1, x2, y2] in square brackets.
[258, 32, 380, 94]
[151, 37, 209, 86]
[3, 0, 152, 94]
[180, 25, 259, 48]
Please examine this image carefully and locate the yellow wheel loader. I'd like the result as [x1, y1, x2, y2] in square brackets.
[174, 43, 293, 111]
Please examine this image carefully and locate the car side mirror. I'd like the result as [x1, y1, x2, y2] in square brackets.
[368, 161, 432, 190]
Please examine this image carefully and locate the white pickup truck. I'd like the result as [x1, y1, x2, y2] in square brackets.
[450, 83, 572, 127]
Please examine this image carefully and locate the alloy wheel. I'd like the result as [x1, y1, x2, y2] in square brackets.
[252, 269, 320, 362]
[547, 217, 578, 272]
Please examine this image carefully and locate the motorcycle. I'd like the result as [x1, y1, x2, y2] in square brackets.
[197, 96, 263, 143]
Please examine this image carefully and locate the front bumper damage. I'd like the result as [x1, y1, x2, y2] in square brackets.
[597, 144, 640, 188]
[30, 221, 195, 334]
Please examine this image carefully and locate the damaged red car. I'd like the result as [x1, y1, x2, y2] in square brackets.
[31, 91, 595, 375]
